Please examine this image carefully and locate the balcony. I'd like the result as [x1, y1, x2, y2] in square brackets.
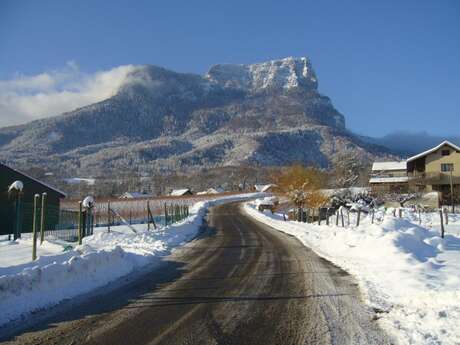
[408, 171, 460, 185]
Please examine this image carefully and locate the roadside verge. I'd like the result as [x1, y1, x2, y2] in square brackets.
[243, 202, 460, 345]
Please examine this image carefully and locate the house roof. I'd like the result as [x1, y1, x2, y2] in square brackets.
[254, 184, 277, 192]
[371, 161, 407, 171]
[197, 188, 223, 195]
[120, 192, 152, 199]
[407, 140, 460, 162]
[170, 188, 192, 196]
[64, 177, 96, 186]
[369, 176, 409, 184]
[0, 162, 67, 197]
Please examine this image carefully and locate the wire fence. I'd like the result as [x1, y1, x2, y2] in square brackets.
[288, 206, 460, 238]
[3, 195, 193, 244]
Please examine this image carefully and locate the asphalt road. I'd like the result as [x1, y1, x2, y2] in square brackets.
[1, 202, 392, 345]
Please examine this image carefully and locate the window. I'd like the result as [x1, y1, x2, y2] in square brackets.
[441, 150, 450, 156]
[441, 163, 454, 172]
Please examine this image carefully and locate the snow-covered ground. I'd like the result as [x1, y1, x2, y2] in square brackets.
[244, 202, 460, 345]
[0, 238, 66, 269]
[0, 193, 258, 328]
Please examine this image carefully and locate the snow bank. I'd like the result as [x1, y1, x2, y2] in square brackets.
[244, 203, 460, 345]
[0, 193, 258, 327]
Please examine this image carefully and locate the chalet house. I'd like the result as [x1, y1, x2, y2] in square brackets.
[0, 162, 66, 236]
[370, 141, 460, 203]
[406, 141, 460, 201]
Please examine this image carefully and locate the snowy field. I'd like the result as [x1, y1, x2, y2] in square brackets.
[244, 203, 460, 345]
[0, 193, 259, 328]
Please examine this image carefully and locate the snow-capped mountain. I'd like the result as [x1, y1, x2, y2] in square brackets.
[0, 57, 390, 175]
[206, 57, 318, 92]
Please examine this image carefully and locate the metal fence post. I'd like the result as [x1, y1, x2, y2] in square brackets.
[439, 209, 445, 238]
[78, 201, 83, 245]
[444, 208, 449, 225]
[325, 208, 329, 226]
[357, 209, 361, 227]
[147, 201, 150, 231]
[107, 201, 111, 233]
[87, 207, 93, 236]
[40, 193, 47, 244]
[371, 208, 375, 224]
[14, 193, 22, 240]
[318, 208, 321, 225]
[32, 194, 39, 260]
[336, 210, 339, 226]
[164, 203, 168, 226]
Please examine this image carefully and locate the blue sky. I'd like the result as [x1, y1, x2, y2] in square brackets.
[0, 0, 459, 136]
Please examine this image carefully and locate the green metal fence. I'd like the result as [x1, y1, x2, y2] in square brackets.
[164, 203, 189, 226]
[3, 197, 91, 243]
[44, 209, 81, 242]
[3, 198, 189, 243]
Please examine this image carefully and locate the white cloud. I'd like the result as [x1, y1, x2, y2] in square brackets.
[0, 62, 139, 128]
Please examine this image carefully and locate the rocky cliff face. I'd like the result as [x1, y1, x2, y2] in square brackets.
[0, 57, 389, 176]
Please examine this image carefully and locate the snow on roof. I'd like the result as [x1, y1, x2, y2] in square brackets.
[254, 184, 277, 192]
[407, 140, 460, 162]
[372, 161, 407, 171]
[170, 188, 192, 196]
[369, 176, 409, 184]
[64, 178, 96, 186]
[321, 187, 370, 196]
[0, 162, 66, 197]
[197, 188, 223, 195]
[120, 192, 152, 199]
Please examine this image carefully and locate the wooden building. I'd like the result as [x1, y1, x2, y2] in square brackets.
[0, 162, 66, 236]
[369, 161, 408, 193]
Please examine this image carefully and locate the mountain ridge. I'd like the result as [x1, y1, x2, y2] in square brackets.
[0, 57, 393, 176]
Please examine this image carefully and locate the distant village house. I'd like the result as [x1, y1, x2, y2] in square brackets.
[170, 188, 193, 196]
[119, 192, 153, 199]
[197, 187, 224, 195]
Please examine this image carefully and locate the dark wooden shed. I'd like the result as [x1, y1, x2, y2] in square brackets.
[0, 162, 66, 236]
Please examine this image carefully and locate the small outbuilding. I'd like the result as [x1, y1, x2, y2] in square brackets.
[0, 162, 66, 236]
